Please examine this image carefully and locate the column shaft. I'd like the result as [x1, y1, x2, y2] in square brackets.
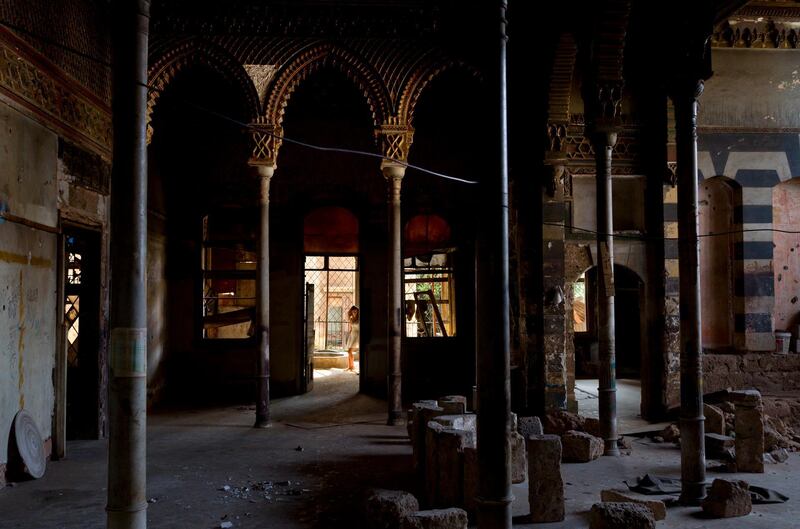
[594, 133, 620, 456]
[255, 167, 273, 428]
[476, 1, 512, 527]
[384, 165, 404, 425]
[673, 85, 706, 504]
[107, 2, 150, 528]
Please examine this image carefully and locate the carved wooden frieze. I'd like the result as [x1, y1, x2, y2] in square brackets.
[0, 28, 112, 159]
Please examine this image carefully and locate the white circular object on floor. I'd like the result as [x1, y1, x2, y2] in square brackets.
[12, 409, 46, 479]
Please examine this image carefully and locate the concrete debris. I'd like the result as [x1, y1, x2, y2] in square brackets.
[365, 489, 420, 529]
[561, 430, 603, 463]
[770, 447, 790, 463]
[659, 424, 680, 443]
[220, 522, 234, 529]
[527, 434, 565, 522]
[701, 479, 752, 518]
[589, 502, 655, 529]
[218, 480, 304, 502]
[401, 508, 468, 529]
[617, 436, 633, 451]
[437, 396, 467, 415]
[600, 490, 666, 521]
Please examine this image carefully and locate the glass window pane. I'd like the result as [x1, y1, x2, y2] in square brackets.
[329, 256, 357, 270]
[305, 255, 325, 270]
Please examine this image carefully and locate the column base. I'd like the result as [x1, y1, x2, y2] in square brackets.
[603, 440, 620, 456]
[387, 411, 404, 426]
[107, 504, 147, 529]
[476, 494, 514, 529]
[254, 417, 272, 429]
[679, 480, 707, 506]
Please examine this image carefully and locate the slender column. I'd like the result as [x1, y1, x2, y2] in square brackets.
[107, 2, 150, 528]
[254, 165, 274, 428]
[672, 80, 706, 505]
[593, 131, 620, 457]
[476, 1, 512, 527]
[383, 162, 405, 425]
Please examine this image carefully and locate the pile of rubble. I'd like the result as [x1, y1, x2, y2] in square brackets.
[651, 389, 799, 472]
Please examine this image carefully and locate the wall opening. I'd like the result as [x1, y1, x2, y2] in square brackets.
[63, 227, 101, 440]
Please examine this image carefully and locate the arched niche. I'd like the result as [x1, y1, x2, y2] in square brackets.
[303, 206, 359, 254]
[773, 177, 800, 332]
[699, 176, 738, 350]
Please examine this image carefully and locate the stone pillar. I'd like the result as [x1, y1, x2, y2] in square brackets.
[476, 2, 513, 527]
[383, 161, 406, 425]
[107, 2, 150, 528]
[592, 130, 620, 457]
[732, 390, 764, 473]
[376, 120, 413, 425]
[670, 79, 707, 504]
[248, 119, 282, 428]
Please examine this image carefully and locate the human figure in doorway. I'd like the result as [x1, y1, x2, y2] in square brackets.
[346, 305, 360, 372]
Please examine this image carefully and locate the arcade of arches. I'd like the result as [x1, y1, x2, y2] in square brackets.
[2, 1, 800, 528]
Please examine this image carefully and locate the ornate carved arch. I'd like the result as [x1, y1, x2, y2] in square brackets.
[546, 33, 578, 155]
[397, 58, 481, 127]
[263, 43, 392, 130]
[147, 39, 261, 140]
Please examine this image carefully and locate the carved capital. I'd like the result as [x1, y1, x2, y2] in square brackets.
[382, 162, 405, 203]
[544, 163, 570, 199]
[249, 118, 282, 168]
[376, 120, 414, 164]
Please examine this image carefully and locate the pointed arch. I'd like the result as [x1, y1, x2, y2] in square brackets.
[397, 57, 481, 127]
[147, 39, 261, 137]
[263, 43, 392, 130]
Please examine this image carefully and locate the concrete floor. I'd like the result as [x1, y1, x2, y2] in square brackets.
[575, 378, 671, 434]
[1, 370, 798, 528]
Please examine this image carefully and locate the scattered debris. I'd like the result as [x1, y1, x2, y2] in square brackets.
[590, 502, 655, 529]
[701, 479, 752, 518]
[220, 522, 234, 529]
[294, 446, 304, 452]
[147, 497, 158, 504]
[217, 480, 306, 503]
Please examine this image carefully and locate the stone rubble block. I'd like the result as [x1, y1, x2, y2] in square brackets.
[600, 490, 666, 521]
[660, 424, 680, 443]
[401, 508, 468, 529]
[735, 404, 765, 473]
[462, 447, 478, 515]
[527, 434, 565, 522]
[543, 410, 586, 435]
[561, 430, 603, 462]
[584, 417, 601, 437]
[701, 479, 752, 518]
[365, 489, 420, 529]
[413, 405, 445, 479]
[432, 428, 474, 507]
[517, 416, 543, 438]
[430, 414, 476, 433]
[590, 502, 655, 529]
[730, 389, 762, 407]
[408, 401, 439, 438]
[509, 431, 527, 484]
[437, 396, 467, 415]
[704, 403, 726, 435]
[705, 433, 735, 459]
[425, 422, 446, 506]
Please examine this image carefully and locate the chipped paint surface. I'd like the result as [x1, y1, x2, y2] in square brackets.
[0, 102, 57, 465]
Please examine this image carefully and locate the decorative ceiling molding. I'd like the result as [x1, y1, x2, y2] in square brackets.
[714, 19, 800, 47]
[0, 27, 111, 160]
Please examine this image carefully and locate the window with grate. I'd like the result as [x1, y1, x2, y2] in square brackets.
[404, 252, 455, 337]
[201, 214, 257, 339]
[304, 255, 358, 351]
[65, 240, 82, 366]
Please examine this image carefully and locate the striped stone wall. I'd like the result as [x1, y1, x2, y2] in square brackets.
[698, 131, 800, 351]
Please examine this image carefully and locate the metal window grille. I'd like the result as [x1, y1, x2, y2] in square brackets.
[304, 255, 358, 351]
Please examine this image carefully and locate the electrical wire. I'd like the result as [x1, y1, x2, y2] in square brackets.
[7, 19, 800, 227]
[0, 19, 479, 184]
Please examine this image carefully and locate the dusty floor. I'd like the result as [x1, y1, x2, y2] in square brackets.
[1, 370, 798, 528]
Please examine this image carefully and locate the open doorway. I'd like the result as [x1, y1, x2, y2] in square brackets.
[63, 227, 101, 440]
[302, 206, 360, 393]
[572, 264, 647, 432]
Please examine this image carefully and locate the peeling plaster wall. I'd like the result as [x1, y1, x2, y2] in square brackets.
[702, 49, 800, 129]
[0, 102, 58, 467]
